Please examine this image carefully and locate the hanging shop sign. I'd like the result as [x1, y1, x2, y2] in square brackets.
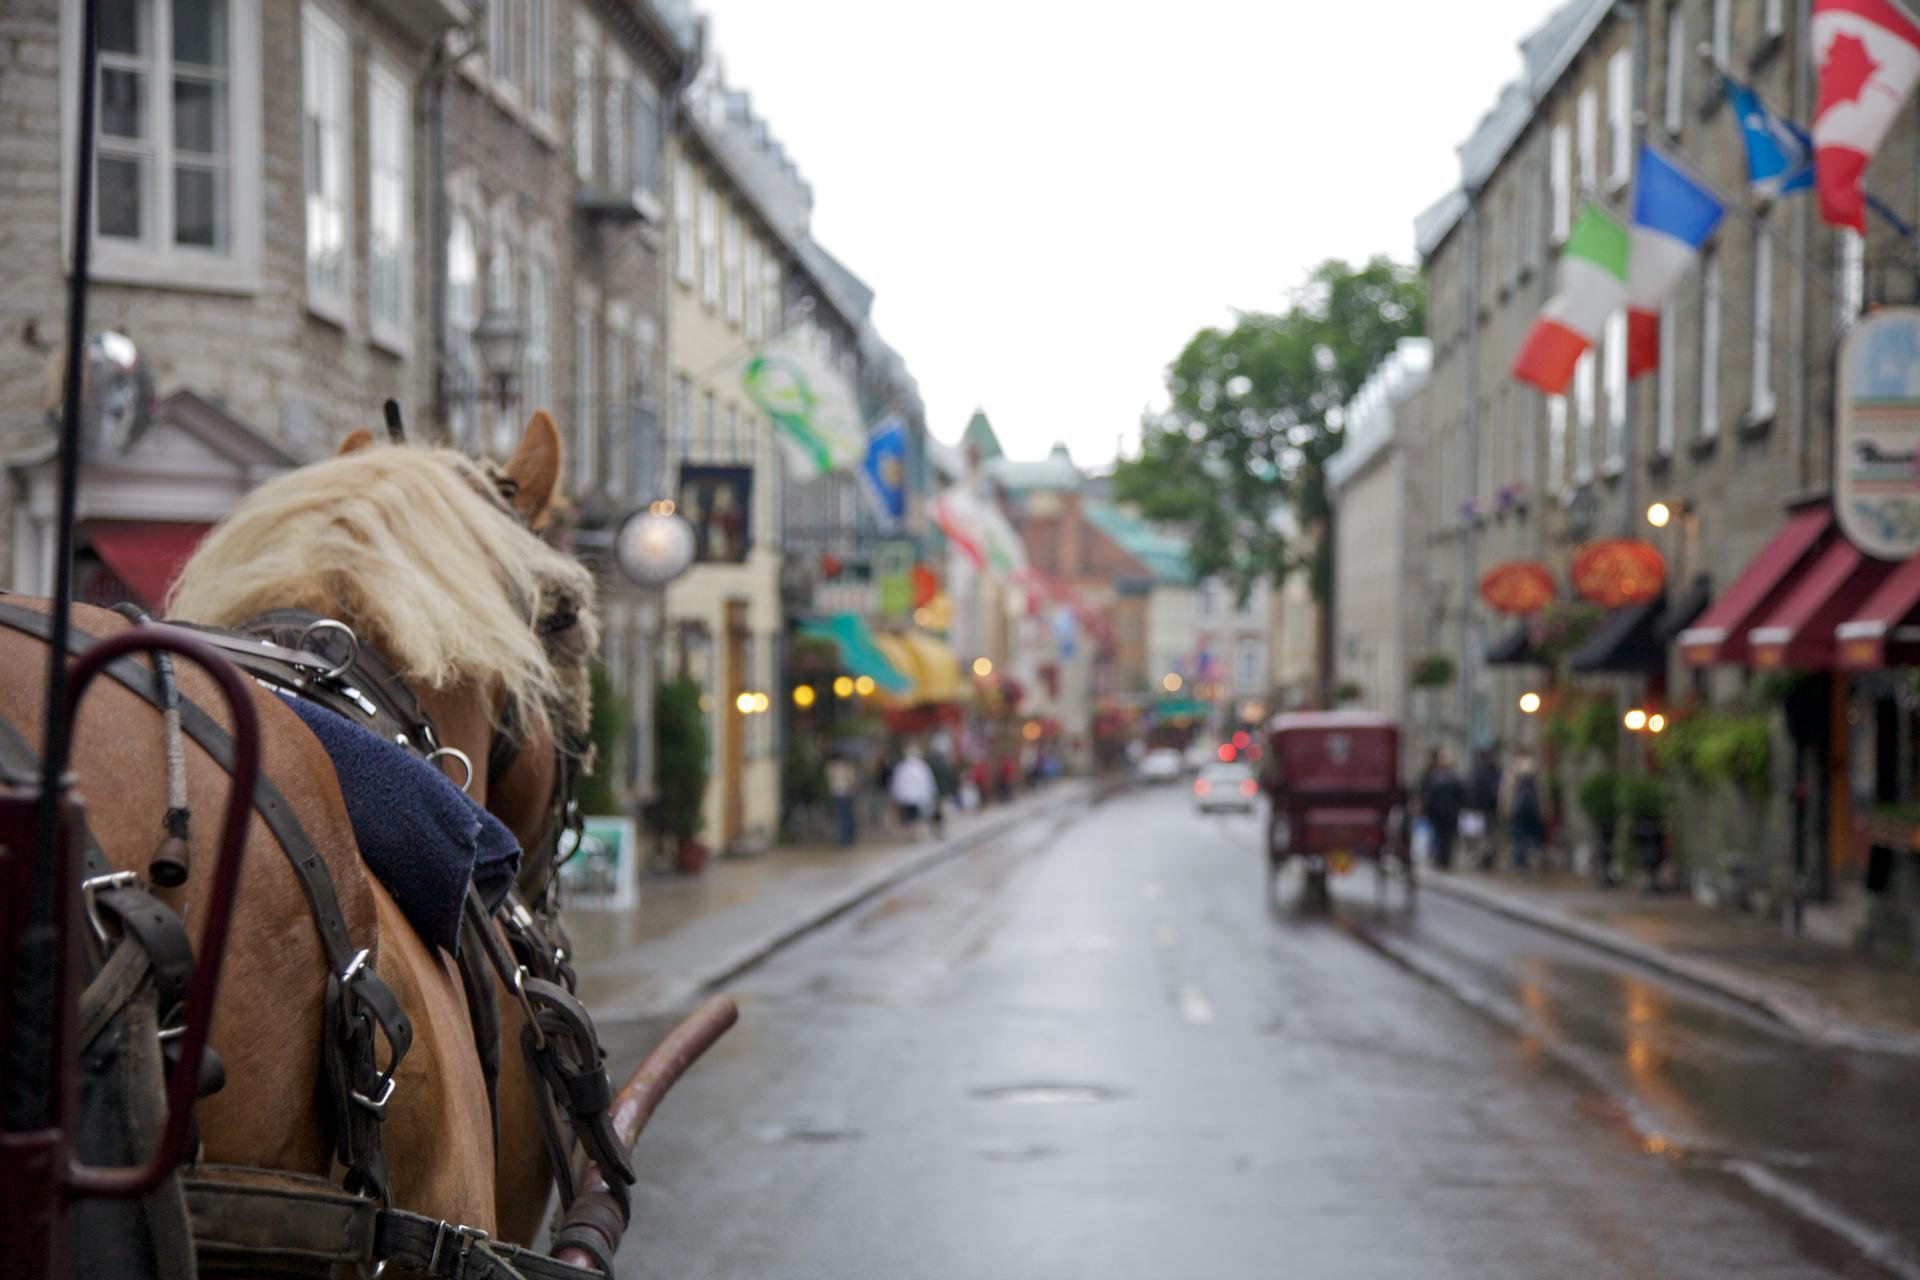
[1571, 538, 1666, 609]
[676, 465, 753, 564]
[1836, 306, 1920, 559]
[1478, 560, 1557, 615]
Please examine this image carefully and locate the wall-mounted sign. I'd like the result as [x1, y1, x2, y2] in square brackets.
[1837, 307, 1920, 560]
[677, 465, 753, 564]
[1571, 538, 1666, 609]
[1478, 560, 1556, 615]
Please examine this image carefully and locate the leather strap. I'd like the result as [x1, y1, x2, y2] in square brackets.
[0, 602, 412, 1202]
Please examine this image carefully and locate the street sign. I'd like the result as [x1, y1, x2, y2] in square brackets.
[1836, 307, 1920, 560]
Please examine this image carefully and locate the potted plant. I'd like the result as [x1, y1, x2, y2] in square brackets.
[1577, 770, 1621, 885]
[1618, 774, 1672, 890]
[647, 675, 711, 873]
[575, 661, 628, 819]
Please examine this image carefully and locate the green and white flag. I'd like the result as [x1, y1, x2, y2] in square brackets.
[742, 331, 867, 480]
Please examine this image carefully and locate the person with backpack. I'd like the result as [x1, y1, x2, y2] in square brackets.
[1501, 749, 1546, 873]
[1419, 750, 1466, 872]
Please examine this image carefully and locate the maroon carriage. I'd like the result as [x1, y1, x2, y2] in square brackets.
[1263, 711, 1413, 907]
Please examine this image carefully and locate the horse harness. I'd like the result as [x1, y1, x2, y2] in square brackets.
[0, 602, 628, 1279]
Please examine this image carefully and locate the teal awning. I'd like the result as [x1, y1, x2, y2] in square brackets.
[797, 613, 914, 693]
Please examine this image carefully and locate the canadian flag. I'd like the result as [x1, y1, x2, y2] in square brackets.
[1813, 0, 1920, 231]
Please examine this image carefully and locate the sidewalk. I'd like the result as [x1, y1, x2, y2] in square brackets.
[1422, 869, 1920, 1055]
[566, 781, 1093, 1019]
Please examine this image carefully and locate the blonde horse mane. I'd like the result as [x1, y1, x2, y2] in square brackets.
[167, 444, 599, 739]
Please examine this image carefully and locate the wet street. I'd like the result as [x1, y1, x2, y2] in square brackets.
[600, 787, 1912, 1280]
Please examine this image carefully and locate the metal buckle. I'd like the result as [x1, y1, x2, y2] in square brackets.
[350, 1072, 397, 1115]
[510, 966, 546, 1050]
[341, 948, 372, 984]
[427, 1220, 493, 1275]
[296, 618, 360, 682]
[81, 870, 138, 948]
[426, 746, 474, 794]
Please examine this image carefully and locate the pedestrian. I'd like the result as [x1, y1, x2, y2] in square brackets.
[970, 757, 992, 807]
[929, 749, 959, 837]
[1419, 749, 1466, 872]
[889, 745, 939, 838]
[996, 755, 1016, 803]
[825, 751, 861, 848]
[1500, 750, 1546, 872]
[1464, 746, 1504, 870]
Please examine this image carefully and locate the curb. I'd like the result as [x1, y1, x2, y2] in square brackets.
[1420, 874, 1920, 1058]
[597, 784, 1096, 1019]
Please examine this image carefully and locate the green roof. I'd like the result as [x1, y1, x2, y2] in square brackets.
[962, 410, 1003, 461]
[1083, 501, 1193, 584]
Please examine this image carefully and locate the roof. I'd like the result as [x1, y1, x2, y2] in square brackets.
[1326, 338, 1433, 493]
[985, 444, 1081, 494]
[962, 410, 1003, 461]
[1412, 0, 1616, 257]
[1082, 501, 1194, 585]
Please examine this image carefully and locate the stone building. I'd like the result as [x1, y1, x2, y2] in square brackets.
[2, 0, 696, 809]
[1328, 338, 1432, 767]
[1412, 0, 1920, 941]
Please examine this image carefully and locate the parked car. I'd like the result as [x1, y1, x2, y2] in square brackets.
[1194, 761, 1259, 814]
[1137, 747, 1184, 784]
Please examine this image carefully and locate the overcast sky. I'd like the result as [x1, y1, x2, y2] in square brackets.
[695, 0, 1564, 467]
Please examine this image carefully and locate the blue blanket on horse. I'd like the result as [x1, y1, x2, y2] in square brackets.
[282, 696, 520, 953]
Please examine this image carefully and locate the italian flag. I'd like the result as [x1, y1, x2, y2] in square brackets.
[1511, 204, 1630, 396]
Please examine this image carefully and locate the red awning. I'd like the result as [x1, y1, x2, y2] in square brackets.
[1747, 538, 1893, 670]
[84, 520, 211, 609]
[1677, 502, 1832, 666]
[1837, 554, 1920, 670]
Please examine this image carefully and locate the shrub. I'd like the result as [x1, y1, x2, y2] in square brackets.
[1573, 691, 1619, 761]
[1693, 713, 1772, 799]
[1617, 773, 1671, 823]
[576, 661, 628, 817]
[1411, 654, 1455, 689]
[1577, 770, 1621, 830]
[645, 675, 710, 844]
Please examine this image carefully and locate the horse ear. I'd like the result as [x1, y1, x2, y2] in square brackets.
[340, 427, 375, 455]
[503, 410, 563, 525]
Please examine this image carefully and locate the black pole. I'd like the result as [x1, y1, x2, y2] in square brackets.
[7, 0, 99, 1133]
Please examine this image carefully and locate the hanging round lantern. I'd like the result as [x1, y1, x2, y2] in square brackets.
[1572, 538, 1667, 608]
[1478, 560, 1556, 615]
[614, 506, 697, 588]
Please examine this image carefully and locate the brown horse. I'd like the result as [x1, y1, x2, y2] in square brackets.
[0, 414, 597, 1250]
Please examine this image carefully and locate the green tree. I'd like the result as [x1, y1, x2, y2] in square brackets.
[1114, 256, 1426, 606]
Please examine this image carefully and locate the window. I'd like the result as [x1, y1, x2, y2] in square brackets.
[1549, 124, 1571, 241]
[744, 237, 763, 338]
[1712, 0, 1731, 66]
[1665, 5, 1686, 135]
[605, 328, 626, 498]
[1576, 88, 1597, 194]
[1573, 349, 1596, 482]
[1701, 252, 1722, 439]
[673, 159, 694, 284]
[1603, 310, 1626, 469]
[761, 255, 782, 333]
[699, 183, 719, 306]
[369, 64, 409, 349]
[629, 86, 659, 196]
[526, 0, 548, 114]
[725, 403, 739, 462]
[723, 211, 742, 324]
[703, 390, 716, 455]
[526, 258, 551, 421]
[491, 0, 519, 90]
[1235, 640, 1261, 692]
[1657, 302, 1676, 455]
[603, 52, 627, 193]
[1764, 0, 1786, 38]
[488, 235, 518, 452]
[673, 373, 692, 457]
[1237, 580, 1265, 623]
[302, 4, 350, 320]
[1838, 229, 1865, 328]
[574, 304, 597, 492]
[573, 44, 593, 180]
[1752, 212, 1775, 420]
[447, 213, 479, 447]
[1196, 581, 1218, 620]
[1608, 50, 1632, 187]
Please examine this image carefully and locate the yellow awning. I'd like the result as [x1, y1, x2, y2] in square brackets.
[869, 631, 964, 705]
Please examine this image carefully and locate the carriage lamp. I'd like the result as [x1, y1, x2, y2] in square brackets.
[1623, 707, 1649, 732]
[973, 657, 994, 677]
[473, 309, 525, 409]
[1518, 691, 1542, 715]
[1163, 673, 1184, 693]
[833, 676, 855, 698]
[854, 675, 877, 697]
[1647, 713, 1668, 734]
[793, 684, 817, 708]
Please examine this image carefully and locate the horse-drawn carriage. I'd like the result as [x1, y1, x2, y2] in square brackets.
[1, 18, 733, 1269]
[1263, 711, 1413, 910]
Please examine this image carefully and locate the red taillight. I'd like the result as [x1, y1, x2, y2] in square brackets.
[1232, 731, 1251, 750]
[1217, 744, 1235, 763]
[1194, 779, 1211, 796]
[1240, 779, 1258, 796]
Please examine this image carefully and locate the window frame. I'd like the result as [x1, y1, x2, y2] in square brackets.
[446, 207, 481, 449]
[1664, 5, 1686, 136]
[1549, 123, 1571, 243]
[605, 311, 629, 500]
[723, 208, 743, 325]
[302, 3, 353, 324]
[368, 58, 411, 354]
[673, 157, 695, 285]
[1573, 349, 1597, 483]
[1607, 49, 1632, 189]
[1656, 302, 1677, 456]
[574, 297, 599, 495]
[1602, 309, 1627, 470]
[1700, 251, 1722, 441]
[572, 42, 594, 181]
[1711, 0, 1732, 66]
[1576, 88, 1598, 195]
[525, 253, 552, 422]
[66, 0, 263, 293]
[526, 0, 549, 120]
[699, 181, 719, 307]
[1752, 211, 1775, 422]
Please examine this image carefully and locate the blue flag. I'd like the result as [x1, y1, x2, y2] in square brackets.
[861, 415, 907, 527]
[1722, 72, 1813, 198]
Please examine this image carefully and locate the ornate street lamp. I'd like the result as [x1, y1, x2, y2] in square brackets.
[473, 308, 525, 410]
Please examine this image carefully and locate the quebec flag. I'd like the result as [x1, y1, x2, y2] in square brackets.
[861, 415, 907, 528]
[1723, 72, 1814, 198]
